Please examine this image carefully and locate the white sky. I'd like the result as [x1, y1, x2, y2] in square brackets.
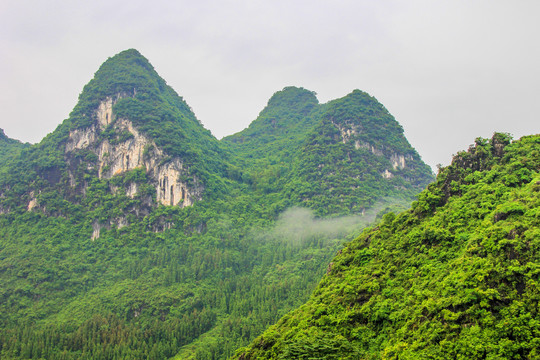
[1, 0, 538, 169]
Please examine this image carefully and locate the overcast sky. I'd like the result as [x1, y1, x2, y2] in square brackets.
[1, 0, 538, 169]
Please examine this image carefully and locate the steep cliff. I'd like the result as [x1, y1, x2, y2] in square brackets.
[65, 99, 202, 207]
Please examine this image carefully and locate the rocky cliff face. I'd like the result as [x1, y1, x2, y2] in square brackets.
[65, 95, 203, 208]
[334, 120, 414, 178]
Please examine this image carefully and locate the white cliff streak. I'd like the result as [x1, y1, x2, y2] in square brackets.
[333, 121, 413, 176]
[27, 192, 38, 211]
[390, 153, 413, 170]
[96, 97, 114, 128]
[65, 97, 202, 207]
[382, 169, 393, 179]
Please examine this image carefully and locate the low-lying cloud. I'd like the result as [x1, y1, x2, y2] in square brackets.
[263, 198, 411, 245]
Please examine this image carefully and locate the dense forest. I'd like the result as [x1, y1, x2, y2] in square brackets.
[0, 49, 436, 359]
[234, 133, 540, 359]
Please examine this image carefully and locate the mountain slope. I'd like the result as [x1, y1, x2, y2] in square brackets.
[233, 133, 540, 359]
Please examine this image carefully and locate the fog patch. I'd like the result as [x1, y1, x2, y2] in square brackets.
[268, 198, 411, 245]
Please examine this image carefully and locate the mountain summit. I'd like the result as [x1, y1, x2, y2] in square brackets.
[65, 48, 228, 203]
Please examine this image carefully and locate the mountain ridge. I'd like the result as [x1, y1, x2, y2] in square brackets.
[0, 49, 433, 220]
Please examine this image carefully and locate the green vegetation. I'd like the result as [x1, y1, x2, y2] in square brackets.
[0, 128, 29, 166]
[233, 133, 540, 360]
[223, 86, 320, 164]
[0, 49, 434, 359]
[283, 90, 433, 216]
[0, 200, 363, 359]
[69, 49, 231, 190]
[224, 87, 433, 216]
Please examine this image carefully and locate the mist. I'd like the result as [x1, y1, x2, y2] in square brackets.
[263, 198, 411, 246]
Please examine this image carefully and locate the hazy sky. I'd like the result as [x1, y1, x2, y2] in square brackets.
[1, 0, 538, 169]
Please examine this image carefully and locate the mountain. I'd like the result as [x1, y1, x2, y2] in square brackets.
[1, 49, 231, 217]
[233, 133, 540, 359]
[283, 89, 433, 215]
[224, 87, 434, 215]
[0, 49, 433, 360]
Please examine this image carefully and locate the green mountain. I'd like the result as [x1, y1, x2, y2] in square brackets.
[224, 88, 434, 215]
[283, 89, 433, 215]
[0, 49, 232, 222]
[233, 133, 540, 360]
[0, 49, 433, 360]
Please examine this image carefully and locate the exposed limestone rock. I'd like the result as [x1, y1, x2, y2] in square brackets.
[66, 126, 100, 152]
[96, 97, 114, 128]
[91, 217, 127, 240]
[66, 94, 128, 152]
[390, 153, 413, 170]
[355, 142, 384, 156]
[91, 221, 101, 240]
[332, 122, 413, 183]
[126, 183, 138, 198]
[333, 121, 413, 172]
[94, 119, 149, 178]
[27, 193, 38, 211]
[65, 96, 203, 208]
[338, 126, 358, 144]
[153, 161, 193, 207]
[333, 120, 355, 140]
[382, 169, 393, 179]
[151, 221, 174, 233]
[97, 93, 132, 129]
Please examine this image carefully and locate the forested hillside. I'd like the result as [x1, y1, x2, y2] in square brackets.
[0, 49, 433, 359]
[234, 133, 540, 360]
